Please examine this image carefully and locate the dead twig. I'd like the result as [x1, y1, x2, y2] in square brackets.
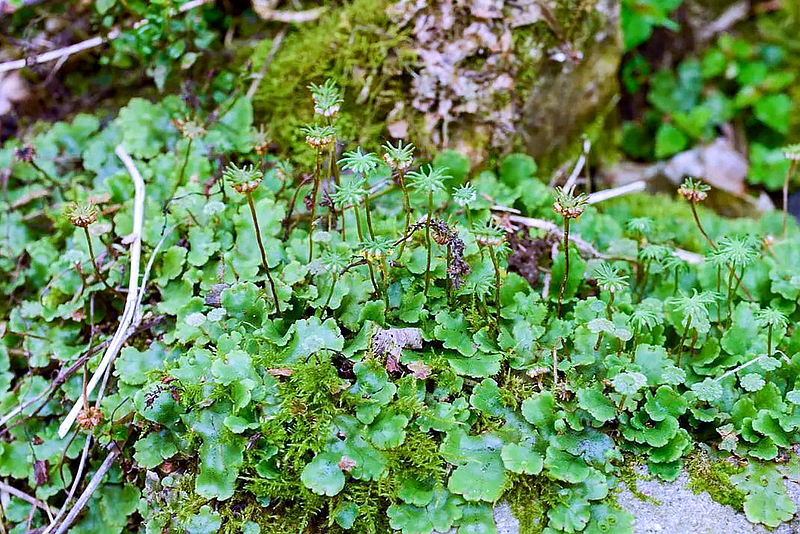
[247, 27, 287, 100]
[0, 481, 53, 522]
[50, 444, 121, 534]
[58, 146, 146, 438]
[496, 211, 703, 265]
[0, 0, 214, 74]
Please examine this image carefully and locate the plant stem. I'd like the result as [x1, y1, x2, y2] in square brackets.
[397, 169, 412, 258]
[178, 137, 193, 187]
[766, 322, 773, 383]
[783, 160, 796, 237]
[353, 204, 381, 296]
[82, 227, 116, 295]
[767, 323, 773, 358]
[557, 218, 570, 318]
[488, 244, 502, 329]
[636, 262, 649, 303]
[677, 317, 692, 368]
[689, 202, 715, 251]
[363, 189, 376, 240]
[424, 192, 433, 297]
[247, 194, 282, 318]
[30, 159, 61, 190]
[726, 266, 736, 326]
[309, 148, 322, 262]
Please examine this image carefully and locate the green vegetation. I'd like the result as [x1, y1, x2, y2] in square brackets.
[2, 75, 800, 533]
[2, 0, 800, 532]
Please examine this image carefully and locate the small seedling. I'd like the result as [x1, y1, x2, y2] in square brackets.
[553, 186, 588, 317]
[223, 162, 282, 318]
[64, 202, 117, 295]
[407, 165, 450, 296]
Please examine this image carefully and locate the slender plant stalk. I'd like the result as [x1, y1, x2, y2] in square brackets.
[445, 244, 452, 303]
[636, 262, 650, 303]
[424, 191, 434, 296]
[676, 317, 692, 367]
[282, 176, 313, 240]
[178, 138, 193, 186]
[363, 189, 377, 240]
[30, 159, 61, 190]
[689, 202, 716, 250]
[488, 244, 502, 328]
[692, 202, 754, 302]
[380, 256, 390, 315]
[726, 266, 736, 326]
[309, 148, 322, 262]
[783, 160, 796, 237]
[397, 169, 412, 258]
[246, 194, 282, 319]
[766, 322, 774, 382]
[352, 204, 381, 296]
[82, 227, 116, 295]
[557, 219, 570, 318]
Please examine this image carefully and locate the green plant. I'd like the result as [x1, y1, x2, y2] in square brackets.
[553, 186, 588, 317]
[224, 162, 282, 318]
[621, 31, 797, 192]
[98, 0, 220, 90]
[4, 62, 800, 534]
[621, 0, 683, 52]
[407, 164, 450, 296]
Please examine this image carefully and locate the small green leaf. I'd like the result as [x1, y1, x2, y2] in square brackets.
[501, 443, 543, 475]
[300, 453, 346, 496]
[578, 388, 617, 423]
[740, 373, 765, 392]
[654, 124, 689, 158]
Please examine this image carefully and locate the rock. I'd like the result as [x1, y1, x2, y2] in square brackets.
[251, 0, 623, 165]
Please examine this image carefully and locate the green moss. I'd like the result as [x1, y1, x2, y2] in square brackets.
[251, 0, 415, 161]
[616, 455, 660, 504]
[686, 450, 746, 511]
[504, 474, 549, 534]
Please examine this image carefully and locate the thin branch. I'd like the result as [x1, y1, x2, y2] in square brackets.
[252, 5, 327, 23]
[40, 436, 91, 534]
[0, 0, 214, 74]
[586, 180, 646, 204]
[0, 481, 53, 521]
[58, 146, 145, 439]
[50, 445, 121, 534]
[246, 27, 286, 100]
[563, 137, 591, 193]
[499, 213, 703, 265]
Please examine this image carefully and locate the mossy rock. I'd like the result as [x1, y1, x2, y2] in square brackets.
[251, 0, 622, 170]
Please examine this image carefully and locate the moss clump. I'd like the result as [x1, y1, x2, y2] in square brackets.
[504, 474, 548, 534]
[686, 450, 746, 511]
[251, 0, 415, 161]
[616, 455, 660, 504]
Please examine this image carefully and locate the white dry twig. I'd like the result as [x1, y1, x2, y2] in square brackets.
[562, 137, 591, 193]
[0, 0, 213, 74]
[50, 444, 121, 534]
[57, 146, 145, 439]
[586, 180, 647, 204]
[0, 481, 53, 521]
[246, 27, 287, 100]
[500, 213, 703, 265]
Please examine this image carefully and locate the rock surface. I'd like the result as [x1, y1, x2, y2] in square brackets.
[442, 467, 800, 534]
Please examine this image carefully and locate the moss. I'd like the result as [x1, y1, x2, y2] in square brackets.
[504, 474, 549, 534]
[616, 455, 660, 504]
[685, 449, 746, 511]
[250, 0, 415, 162]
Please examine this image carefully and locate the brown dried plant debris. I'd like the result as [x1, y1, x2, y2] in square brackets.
[506, 229, 556, 287]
